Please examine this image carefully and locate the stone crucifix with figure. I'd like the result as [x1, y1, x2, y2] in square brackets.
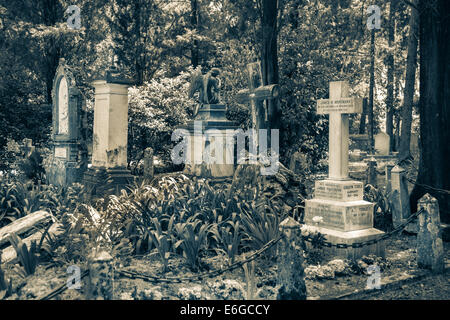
[236, 62, 279, 154]
[304, 81, 385, 260]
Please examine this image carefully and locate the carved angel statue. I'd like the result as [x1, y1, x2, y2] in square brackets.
[188, 68, 221, 117]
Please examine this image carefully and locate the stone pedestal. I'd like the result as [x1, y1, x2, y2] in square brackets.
[304, 179, 385, 260]
[179, 104, 238, 178]
[82, 67, 134, 195]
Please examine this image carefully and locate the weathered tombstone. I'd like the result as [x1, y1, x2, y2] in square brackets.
[83, 61, 134, 195]
[143, 147, 154, 180]
[374, 132, 390, 155]
[304, 81, 385, 260]
[417, 194, 444, 273]
[88, 250, 114, 299]
[390, 165, 413, 230]
[47, 59, 88, 187]
[367, 157, 377, 186]
[178, 68, 238, 177]
[277, 217, 307, 300]
[385, 160, 395, 192]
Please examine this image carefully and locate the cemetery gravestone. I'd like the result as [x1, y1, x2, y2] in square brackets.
[374, 132, 390, 155]
[82, 61, 134, 195]
[304, 81, 385, 260]
[143, 147, 154, 180]
[47, 59, 87, 187]
[417, 194, 444, 273]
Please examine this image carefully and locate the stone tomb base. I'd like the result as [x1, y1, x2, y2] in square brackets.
[304, 179, 385, 260]
[83, 166, 134, 196]
[304, 198, 374, 232]
[301, 225, 385, 260]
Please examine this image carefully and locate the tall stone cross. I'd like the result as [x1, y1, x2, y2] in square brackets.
[236, 62, 279, 153]
[317, 81, 363, 180]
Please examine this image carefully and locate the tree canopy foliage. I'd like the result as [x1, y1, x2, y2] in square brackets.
[0, 0, 419, 167]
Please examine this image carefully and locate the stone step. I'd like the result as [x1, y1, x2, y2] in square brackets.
[301, 225, 385, 260]
[305, 198, 374, 231]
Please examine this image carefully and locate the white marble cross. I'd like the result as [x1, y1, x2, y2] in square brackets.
[317, 81, 363, 180]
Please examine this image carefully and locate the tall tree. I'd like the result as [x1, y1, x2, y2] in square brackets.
[385, 0, 397, 151]
[398, 0, 419, 162]
[410, 0, 450, 224]
[367, 28, 376, 153]
[261, 0, 281, 145]
[190, 0, 200, 68]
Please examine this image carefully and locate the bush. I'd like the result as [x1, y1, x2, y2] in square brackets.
[127, 69, 193, 167]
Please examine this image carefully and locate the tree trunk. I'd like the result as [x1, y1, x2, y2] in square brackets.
[398, 0, 419, 162]
[385, 0, 397, 152]
[261, 0, 281, 139]
[358, 98, 367, 134]
[190, 0, 199, 68]
[410, 0, 450, 224]
[133, 0, 143, 85]
[368, 29, 376, 153]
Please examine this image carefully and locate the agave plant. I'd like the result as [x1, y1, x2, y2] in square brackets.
[212, 213, 242, 264]
[174, 219, 211, 271]
[8, 233, 37, 276]
[0, 254, 13, 300]
[239, 197, 283, 259]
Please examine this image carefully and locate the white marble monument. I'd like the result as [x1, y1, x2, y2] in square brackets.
[304, 81, 385, 259]
[82, 62, 134, 195]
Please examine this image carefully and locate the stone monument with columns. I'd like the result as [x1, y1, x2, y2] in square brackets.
[83, 59, 134, 195]
[303, 81, 385, 259]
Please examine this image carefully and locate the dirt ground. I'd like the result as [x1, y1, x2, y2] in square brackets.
[3, 231, 449, 300]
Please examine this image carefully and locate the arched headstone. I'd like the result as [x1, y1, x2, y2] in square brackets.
[47, 58, 87, 187]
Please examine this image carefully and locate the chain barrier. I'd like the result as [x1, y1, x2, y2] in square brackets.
[38, 164, 442, 298]
[117, 234, 284, 284]
[37, 235, 283, 299]
[38, 208, 427, 299]
[404, 176, 450, 195]
[301, 207, 425, 249]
